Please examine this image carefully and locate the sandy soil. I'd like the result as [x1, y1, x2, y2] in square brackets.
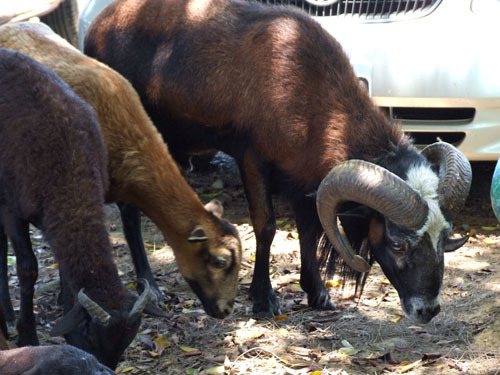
[4, 160, 500, 375]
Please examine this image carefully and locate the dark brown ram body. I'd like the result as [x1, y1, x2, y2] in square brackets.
[0, 305, 116, 375]
[85, 0, 472, 323]
[0, 48, 150, 368]
[0, 22, 242, 320]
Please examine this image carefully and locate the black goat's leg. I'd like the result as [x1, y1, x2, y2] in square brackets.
[0, 224, 15, 324]
[238, 150, 280, 317]
[117, 202, 165, 309]
[4, 217, 39, 346]
[293, 196, 335, 310]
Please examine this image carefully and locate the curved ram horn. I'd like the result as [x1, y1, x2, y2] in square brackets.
[421, 142, 472, 220]
[317, 159, 429, 273]
[78, 289, 111, 326]
[128, 279, 151, 321]
[444, 235, 469, 252]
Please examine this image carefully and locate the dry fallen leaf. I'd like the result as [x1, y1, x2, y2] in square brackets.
[481, 226, 497, 231]
[483, 238, 499, 245]
[204, 365, 225, 374]
[390, 315, 402, 323]
[155, 336, 171, 348]
[397, 360, 421, 373]
[325, 281, 342, 288]
[119, 367, 135, 373]
[180, 345, 198, 352]
[274, 314, 288, 321]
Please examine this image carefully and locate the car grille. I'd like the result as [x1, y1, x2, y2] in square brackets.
[254, 0, 442, 20]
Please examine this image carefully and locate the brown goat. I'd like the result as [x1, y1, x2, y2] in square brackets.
[0, 21, 241, 320]
[0, 48, 151, 368]
[84, 0, 472, 323]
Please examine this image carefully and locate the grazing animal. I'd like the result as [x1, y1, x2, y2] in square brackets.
[0, 22, 242, 320]
[84, 0, 472, 323]
[0, 305, 116, 375]
[0, 48, 150, 368]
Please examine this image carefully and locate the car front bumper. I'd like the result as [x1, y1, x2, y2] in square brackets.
[315, 0, 500, 160]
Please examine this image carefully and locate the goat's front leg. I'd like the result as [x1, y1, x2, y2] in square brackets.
[0, 224, 15, 324]
[238, 150, 280, 317]
[292, 196, 335, 311]
[4, 217, 39, 346]
[117, 202, 165, 310]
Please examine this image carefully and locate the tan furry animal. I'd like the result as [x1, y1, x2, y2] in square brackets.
[0, 21, 241, 320]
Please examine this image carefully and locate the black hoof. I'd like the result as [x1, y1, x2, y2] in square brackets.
[137, 279, 166, 312]
[308, 291, 336, 311]
[250, 287, 282, 318]
[150, 288, 167, 311]
[17, 332, 39, 347]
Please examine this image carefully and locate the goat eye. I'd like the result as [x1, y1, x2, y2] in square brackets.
[211, 256, 228, 269]
[391, 241, 405, 251]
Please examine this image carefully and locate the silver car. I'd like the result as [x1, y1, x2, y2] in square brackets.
[79, 0, 500, 161]
[1, 0, 79, 46]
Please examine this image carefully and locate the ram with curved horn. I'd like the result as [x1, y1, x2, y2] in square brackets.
[0, 48, 150, 368]
[317, 141, 471, 323]
[84, 0, 472, 323]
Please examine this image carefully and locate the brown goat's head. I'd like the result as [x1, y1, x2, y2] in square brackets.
[50, 281, 150, 369]
[317, 142, 472, 324]
[174, 200, 242, 319]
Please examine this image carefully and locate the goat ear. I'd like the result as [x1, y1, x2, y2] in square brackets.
[50, 303, 86, 336]
[205, 199, 224, 218]
[368, 218, 384, 246]
[188, 226, 208, 242]
[444, 235, 469, 252]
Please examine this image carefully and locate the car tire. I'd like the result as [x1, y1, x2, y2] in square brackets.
[41, 0, 79, 47]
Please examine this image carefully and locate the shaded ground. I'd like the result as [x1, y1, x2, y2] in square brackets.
[4, 160, 500, 375]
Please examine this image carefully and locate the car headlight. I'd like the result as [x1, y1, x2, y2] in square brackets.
[471, 0, 500, 14]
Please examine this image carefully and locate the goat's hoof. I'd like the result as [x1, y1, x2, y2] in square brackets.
[17, 334, 39, 347]
[308, 293, 336, 311]
[150, 289, 167, 311]
[137, 281, 166, 311]
[251, 295, 282, 318]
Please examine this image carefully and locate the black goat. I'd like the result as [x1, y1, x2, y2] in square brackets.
[0, 48, 149, 368]
[85, 0, 472, 323]
[1, 304, 115, 375]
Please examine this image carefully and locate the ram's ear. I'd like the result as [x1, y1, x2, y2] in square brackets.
[205, 199, 224, 218]
[50, 304, 86, 336]
[188, 226, 208, 242]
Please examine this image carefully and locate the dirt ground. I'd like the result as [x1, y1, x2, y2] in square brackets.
[4, 159, 500, 375]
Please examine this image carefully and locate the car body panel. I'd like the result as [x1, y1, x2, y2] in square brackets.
[0, 1, 63, 25]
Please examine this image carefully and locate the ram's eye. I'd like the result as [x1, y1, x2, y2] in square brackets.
[210, 256, 228, 269]
[391, 241, 406, 251]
